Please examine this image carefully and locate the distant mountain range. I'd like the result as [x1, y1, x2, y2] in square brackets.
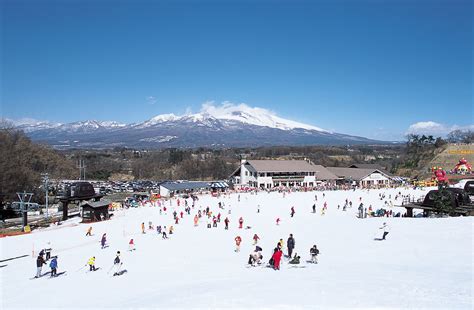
[8, 107, 385, 149]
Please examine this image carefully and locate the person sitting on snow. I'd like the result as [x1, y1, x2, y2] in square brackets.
[289, 253, 300, 264]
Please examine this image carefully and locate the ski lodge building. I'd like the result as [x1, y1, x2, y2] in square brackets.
[326, 167, 393, 187]
[230, 159, 338, 188]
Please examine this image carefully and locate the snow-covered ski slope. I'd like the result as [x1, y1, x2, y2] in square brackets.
[1, 187, 472, 309]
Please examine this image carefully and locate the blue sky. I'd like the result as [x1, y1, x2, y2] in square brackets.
[1, 0, 472, 141]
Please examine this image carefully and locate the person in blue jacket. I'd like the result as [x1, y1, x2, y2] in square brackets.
[49, 256, 58, 277]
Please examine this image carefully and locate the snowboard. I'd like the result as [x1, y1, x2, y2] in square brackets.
[306, 260, 318, 264]
[113, 269, 128, 276]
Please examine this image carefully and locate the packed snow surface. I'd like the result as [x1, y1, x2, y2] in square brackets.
[1, 188, 472, 309]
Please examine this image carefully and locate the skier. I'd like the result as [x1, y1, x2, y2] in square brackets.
[35, 253, 46, 278]
[253, 234, 260, 245]
[271, 247, 283, 270]
[312, 204, 316, 213]
[207, 217, 212, 228]
[379, 222, 390, 240]
[175, 216, 179, 224]
[86, 226, 93, 236]
[234, 236, 242, 252]
[128, 239, 135, 251]
[113, 251, 122, 276]
[238, 217, 243, 229]
[287, 234, 295, 258]
[88, 256, 96, 271]
[212, 216, 217, 228]
[224, 217, 229, 230]
[101, 233, 107, 249]
[310, 245, 319, 263]
[169, 226, 174, 235]
[290, 206, 295, 217]
[180, 211, 184, 219]
[44, 243, 52, 260]
[278, 239, 285, 252]
[141, 222, 145, 234]
[194, 215, 199, 226]
[162, 231, 168, 239]
[157, 225, 162, 234]
[49, 256, 58, 277]
[276, 218, 280, 225]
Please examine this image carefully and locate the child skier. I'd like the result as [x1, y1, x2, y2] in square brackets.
[253, 234, 260, 245]
[49, 256, 58, 277]
[238, 217, 243, 229]
[88, 256, 96, 271]
[310, 245, 319, 263]
[128, 239, 135, 251]
[86, 226, 93, 236]
[101, 233, 107, 249]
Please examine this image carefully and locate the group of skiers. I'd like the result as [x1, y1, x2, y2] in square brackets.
[35, 245, 57, 278]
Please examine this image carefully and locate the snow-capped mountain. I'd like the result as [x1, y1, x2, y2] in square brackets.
[9, 103, 384, 149]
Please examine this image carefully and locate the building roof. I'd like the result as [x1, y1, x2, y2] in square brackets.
[245, 160, 317, 173]
[326, 167, 391, 181]
[312, 165, 338, 180]
[83, 199, 111, 209]
[348, 164, 387, 170]
[160, 181, 210, 191]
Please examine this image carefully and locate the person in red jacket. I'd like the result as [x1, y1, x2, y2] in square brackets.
[128, 238, 135, 251]
[238, 217, 243, 229]
[272, 247, 283, 270]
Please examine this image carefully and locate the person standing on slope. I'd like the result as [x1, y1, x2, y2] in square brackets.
[253, 234, 260, 245]
[379, 222, 390, 240]
[88, 256, 96, 271]
[128, 239, 135, 251]
[287, 234, 295, 258]
[113, 251, 122, 276]
[290, 206, 295, 218]
[49, 256, 58, 277]
[271, 247, 283, 270]
[101, 233, 107, 249]
[86, 226, 93, 236]
[35, 253, 46, 278]
[224, 217, 229, 230]
[310, 245, 319, 263]
[238, 217, 244, 229]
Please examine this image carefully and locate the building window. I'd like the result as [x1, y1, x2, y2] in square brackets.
[245, 171, 248, 176]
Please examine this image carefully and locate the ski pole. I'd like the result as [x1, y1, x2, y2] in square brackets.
[76, 265, 87, 272]
[107, 264, 115, 274]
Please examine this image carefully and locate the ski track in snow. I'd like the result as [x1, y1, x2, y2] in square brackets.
[0, 188, 472, 309]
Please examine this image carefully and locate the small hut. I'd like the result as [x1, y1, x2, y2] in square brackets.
[81, 199, 111, 223]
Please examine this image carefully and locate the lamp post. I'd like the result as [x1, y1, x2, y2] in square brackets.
[41, 173, 49, 219]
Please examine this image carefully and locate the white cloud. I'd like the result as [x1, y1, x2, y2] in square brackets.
[200, 101, 277, 118]
[406, 121, 474, 137]
[146, 96, 157, 105]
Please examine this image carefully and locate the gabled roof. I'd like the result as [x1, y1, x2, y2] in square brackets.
[326, 167, 391, 181]
[348, 164, 387, 170]
[83, 199, 111, 209]
[312, 165, 338, 180]
[245, 160, 316, 173]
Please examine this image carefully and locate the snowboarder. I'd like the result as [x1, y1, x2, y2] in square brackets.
[128, 239, 135, 251]
[271, 247, 283, 270]
[86, 226, 93, 236]
[113, 251, 122, 276]
[224, 217, 229, 230]
[238, 217, 243, 229]
[101, 233, 107, 249]
[49, 256, 58, 277]
[234, 236, 242, 252]
[379, 222, 390, 240]
[310, 245, 319, 263]
[253, 234, 260, 245]
[287, 234, 295, 258]
[88, 256, 96, 271]
[35, 253, 46, 278]
[288, 253, 300, 264]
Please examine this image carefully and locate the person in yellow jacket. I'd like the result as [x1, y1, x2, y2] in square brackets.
[141, 222, 145, 234]
[278, 239, 285, 252]
[88, 256, 96, 271]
